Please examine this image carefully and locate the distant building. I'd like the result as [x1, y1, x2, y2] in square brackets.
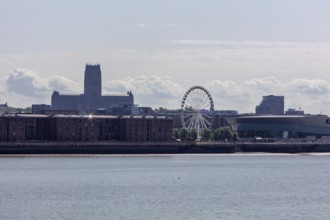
[32, 104, 51, 114]
[285, 108, 304, 115]
[0, 103, 8, 113]
[256, 95, 284, 115]
[213, 110, 239, 129]
[110, 105, 133, 115]
[131, 106, 154, 115]
[51, 64, 134, 114]
[43, 109, 79, 115]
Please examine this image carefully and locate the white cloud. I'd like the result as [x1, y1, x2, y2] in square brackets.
[206, 80, 247, 97]
[2, 68, 330, 115]
[48, 76, 82, 94]
[4, 69, 82, 105]
[171, 40, 330, 49]
[133, 23, 150, 28]
[205, 77, 330, 114]
[205, 80, 253, 112]
[284, 79, 330, 96]
[103, 75, 330, 114]
[6, 69, 50, 98]
[133, 23, 176, 29]
[244, 77, 282, 94]
[104, 75, 184, 108]
[2, 41, 330, 113]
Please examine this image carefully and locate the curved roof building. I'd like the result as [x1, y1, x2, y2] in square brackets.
[235, 115, 330, 138]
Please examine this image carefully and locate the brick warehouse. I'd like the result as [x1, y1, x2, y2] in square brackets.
[0, 114, 173, 142]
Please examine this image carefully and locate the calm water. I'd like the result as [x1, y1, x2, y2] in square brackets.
[1, 154, 330, 220]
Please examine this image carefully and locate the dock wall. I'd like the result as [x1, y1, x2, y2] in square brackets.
[1, 142, 330, 154]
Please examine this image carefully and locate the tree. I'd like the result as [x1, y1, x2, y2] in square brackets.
[218, 128, 225, 141]
[232, 132, 239, 141]
[212, 129, 221, 141]
[173, 129, 180, 140]
[212, 127, 239, 142]
[222, 127, 233, 141]
[179, 128, 188, 140]
[189, 129, 198, 141]
[201, 129, 211, 141]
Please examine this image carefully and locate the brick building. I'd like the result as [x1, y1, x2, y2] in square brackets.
[0, 114, 173, 142]
[116, 116, 173, 142]
[0, 114, 49, 141]
[51, 115, 98, 141]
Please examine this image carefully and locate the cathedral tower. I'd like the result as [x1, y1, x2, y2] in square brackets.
[84, 64, 102, 98]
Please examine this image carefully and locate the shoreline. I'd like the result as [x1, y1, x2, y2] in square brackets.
[1, 152, 330, 158]
[1, 141, 330, 154]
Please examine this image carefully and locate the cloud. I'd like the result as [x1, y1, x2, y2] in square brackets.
[200, 77, 330, 114]
[171, 40, 330, 49]
[206, 80, 247, 97]
[3, 41, 330, 114]
[5, 69, 82, 99]
[48, 76, 82, 93]
[6, 69, 50, 98]
[3, 68, 330, 114]
[133, 23, 175, 29]
[104, 75, 184, 108]
[133, 23, 150, 28]
[204, 80, 254, 112]
[284, 79, 330, 96]
[244, 77, 282, 94]
[3, 41, 330, 95]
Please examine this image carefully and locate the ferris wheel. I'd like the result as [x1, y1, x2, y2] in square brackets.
[180, 86, 215, 138]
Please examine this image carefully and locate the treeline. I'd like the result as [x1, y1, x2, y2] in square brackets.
[173, 127, 239, 142]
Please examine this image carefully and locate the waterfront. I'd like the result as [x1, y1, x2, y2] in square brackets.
[1, 154, 330, 220]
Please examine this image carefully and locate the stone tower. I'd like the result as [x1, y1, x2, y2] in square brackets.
[84, 64, 101, 109]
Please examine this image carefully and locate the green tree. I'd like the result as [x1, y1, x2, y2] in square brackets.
[212, 127, 238, 142]
[155, 107, 168, 113]
[179, 128, 188, 140]
[189, 129, 198, 141]
[212, 129, 222, 141]
[173, 129, 180, 140]
[232, 132, 239, 141]
[222, 127, 233, 141]
[201, 129, 211, 141]
[217, 128, 225, 141]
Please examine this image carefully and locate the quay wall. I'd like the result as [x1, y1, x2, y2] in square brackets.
[1, 142, 330, 154]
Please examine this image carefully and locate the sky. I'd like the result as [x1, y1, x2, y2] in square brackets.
[2, 0, 330, 114]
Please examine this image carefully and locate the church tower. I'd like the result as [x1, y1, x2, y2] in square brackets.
[84, 64, 102, 108]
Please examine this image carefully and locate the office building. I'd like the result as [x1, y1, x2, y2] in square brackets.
[256, 95, 284, 115]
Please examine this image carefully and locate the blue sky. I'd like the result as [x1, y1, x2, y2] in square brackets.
[2, 0, 330, 114]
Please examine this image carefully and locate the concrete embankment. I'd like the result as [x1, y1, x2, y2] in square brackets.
[0, 141, 330, 154]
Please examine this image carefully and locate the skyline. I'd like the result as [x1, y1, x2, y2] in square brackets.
[2, 1, 330, 114]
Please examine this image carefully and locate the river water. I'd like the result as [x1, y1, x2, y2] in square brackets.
[1, 154, 330, 220]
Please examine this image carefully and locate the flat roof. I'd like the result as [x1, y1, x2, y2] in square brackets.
[0, 114, 171, 119]
[0, 114, 48, 118]
[238, 115, 305, 119]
